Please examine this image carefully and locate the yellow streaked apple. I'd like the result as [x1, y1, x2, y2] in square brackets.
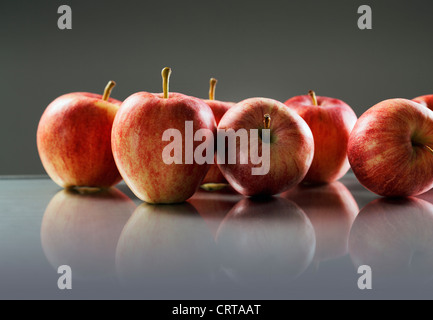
[348, 98, 433, 197]
[111, 68, 216, 203]
[37, 81, 122, 188]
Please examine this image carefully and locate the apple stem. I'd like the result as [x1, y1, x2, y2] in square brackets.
[161, 67, 172, 99]
[264, 114, 271, 129]
[102, 81, 116, 101]
[209, 78, 217, 100]
[308, 90, 318, 106]
[424, 145, 433, 155]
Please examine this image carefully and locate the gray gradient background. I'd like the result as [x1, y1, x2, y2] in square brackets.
[1, 0, 432, 175]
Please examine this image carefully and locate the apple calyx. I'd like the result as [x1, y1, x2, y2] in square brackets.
[264, 114, 271, 129]
[308, 90, 318, 106]
[412, 141, 433, 156]
[161, 67, 172, 99]
[200, 183, 227, 191]
[209, 78, 218, 100]
[102, 80, 116, 101]
[70, 186, 104, 194]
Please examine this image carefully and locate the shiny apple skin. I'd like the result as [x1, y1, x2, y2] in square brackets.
[112, 92, 216, 204]
[37, 92, 122, 188]
[285, 94, 357, 183]
[348, 98, 433, 197]
[217, 97, 314, 196]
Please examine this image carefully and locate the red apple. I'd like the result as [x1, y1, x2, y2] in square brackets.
[215, 197, 316, 285]
[282, 181, 359, 263]
[37, 81, 122, 188]
[115, 202, 216, 290]
[111, 68, 216, 204]
[217, 98, 314, 196]
[349, 197, 433, 281]
[413, 94, 433, 110]
[201, 78, 235, 186]
[285, 91, 357, 183]
[348, 98, 433, 197]
[41, 188, 135, 280]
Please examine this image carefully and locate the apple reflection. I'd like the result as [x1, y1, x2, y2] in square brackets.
[215, 197, 316, 286]
[188, 186, 243, 239]
[41, 188, 136, 280]
[415, 187, 433, 204]
[282, 182, 359, 263]
[115, 202, 217, 290]
[349, 197, 433, 282]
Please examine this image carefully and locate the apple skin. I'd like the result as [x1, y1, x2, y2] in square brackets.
[413, 94, 433, 110]
[217, 98, 314, 196]
[40, 188, 135, 280]
[201, 99, 235, 184]
[215, 197, 316, 286]
[348, 98, 433, 197]
[112, 92, 216, 204]
[37, 93, 123, 188]
[282, 181, 359, 262]
[115, 202, 216, 292]
[349, 197, 433, 282]
[284, 94, 357, 183]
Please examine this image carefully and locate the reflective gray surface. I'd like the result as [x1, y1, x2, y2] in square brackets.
[1, 174, 433, 299]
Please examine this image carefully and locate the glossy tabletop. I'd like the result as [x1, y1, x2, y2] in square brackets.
[1, 173, 433, 300]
